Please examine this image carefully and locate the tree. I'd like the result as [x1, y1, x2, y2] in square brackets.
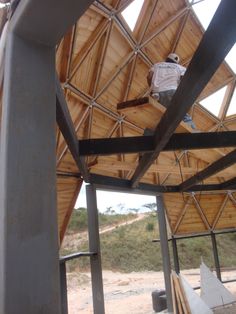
[128, 208, 139, 215]
[143, 202, 157, 212]
[105, 206, 112, 215]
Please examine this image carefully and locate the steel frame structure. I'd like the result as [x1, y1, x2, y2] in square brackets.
[1, 0, 236, 313]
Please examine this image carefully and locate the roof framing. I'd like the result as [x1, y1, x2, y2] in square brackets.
[130, 0, 236, 187]
[179, 149, 236, 191]
[56, 77, 90, 181]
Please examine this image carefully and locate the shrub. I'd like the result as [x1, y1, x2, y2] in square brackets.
[146, 222, 154, 231]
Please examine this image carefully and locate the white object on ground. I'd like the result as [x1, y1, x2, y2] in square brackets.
[200, 262, 236, 308]
[179, 274, 213, 314]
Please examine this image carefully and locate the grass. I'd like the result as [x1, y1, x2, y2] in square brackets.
[63, 210, 236, 273]
[67, 207, 137, 233]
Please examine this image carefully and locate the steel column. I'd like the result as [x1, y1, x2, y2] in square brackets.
[172, 237, 180, 274]
[86, 184, 105, 314]
[0, 0, 95, 313]
[211, 232, 221, 281]
[60, 262, 68, 314]
[0, 31, 61, 313]
[156, 195, 173, 313]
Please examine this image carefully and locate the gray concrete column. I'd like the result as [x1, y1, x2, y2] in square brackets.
[0, 32, 61, 314]
[156, 194, 173, 313]
[86, 184, 105, 314]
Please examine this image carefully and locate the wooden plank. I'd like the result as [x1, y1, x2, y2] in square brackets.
[171, 271, 178, 314]
[117, 97, 150, 110]
[131, 0, 236, 187]
[56, 77, 90, 181]
[179, 149, 236, 191]
[141, 7, 188, 48]
[177, 275, 191, 314]
[70, 19, 109, 80]
[172, 272, 187, 314]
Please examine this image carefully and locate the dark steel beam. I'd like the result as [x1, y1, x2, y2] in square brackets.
[211, 232, 221, 281]
[130, 0, 236, 187]
[156, 195, 173, 312]
[79, 131, 236, 156]
[172, 237, 180, 274]
[80, 136, 153, 156]
[60, 251, 97, 263]
[56, 77, 90, 181]
[60, 262, 68, 314]
[89, 174, 236, 193]
[179, 149, 236, 191]
[152, 228, 236, 242]
[86, 184, 105, 314]
[90, 173, 179, 193]
[220, 177, 236, 190]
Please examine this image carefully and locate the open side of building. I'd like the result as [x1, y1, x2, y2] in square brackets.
[0, 0, 235, 313]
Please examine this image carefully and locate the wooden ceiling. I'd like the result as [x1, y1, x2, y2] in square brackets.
[56, 0, 236, 241]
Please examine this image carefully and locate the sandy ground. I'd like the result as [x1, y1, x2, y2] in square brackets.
[67, 269, 236, 314]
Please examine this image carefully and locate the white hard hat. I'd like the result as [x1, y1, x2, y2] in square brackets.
[167, 53, 180, 64]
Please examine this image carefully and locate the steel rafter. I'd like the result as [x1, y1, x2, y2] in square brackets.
[179, 149, 236, 191]
[56, 77, 90, 181]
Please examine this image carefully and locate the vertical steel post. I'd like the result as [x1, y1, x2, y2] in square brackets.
[211, 232, 221, 281]
[86, 184, 105, 314]
[172, 237, 180, 274]
[156, 194, 173, 313]
[60, 262, 68, 314]
[0, 33, 61, 314]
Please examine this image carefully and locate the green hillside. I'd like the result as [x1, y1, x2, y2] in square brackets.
[61, 209, 236, 273]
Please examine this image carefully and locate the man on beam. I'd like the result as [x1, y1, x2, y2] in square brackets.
[145, 53, 197, 134]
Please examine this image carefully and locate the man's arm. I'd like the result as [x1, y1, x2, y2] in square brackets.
[147, 70, 153, 87]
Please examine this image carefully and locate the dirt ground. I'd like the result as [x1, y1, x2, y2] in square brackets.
[67, 269, 236, 314]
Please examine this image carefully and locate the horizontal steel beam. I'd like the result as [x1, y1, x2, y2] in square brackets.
[90, 173, 179, 194]
[89, 174, 236, 193]
[78, 131, 236, 156]
[152, 227, 236, 241]
[60, 251, 97, 263]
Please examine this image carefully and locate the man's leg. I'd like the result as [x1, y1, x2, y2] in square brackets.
[183, 113, 197, 130]
[150, 89, 197, 130]
[159, 90, 197, 130]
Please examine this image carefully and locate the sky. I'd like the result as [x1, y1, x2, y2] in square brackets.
[76, 183, 156, 212]
[76, 0, 236, 213]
